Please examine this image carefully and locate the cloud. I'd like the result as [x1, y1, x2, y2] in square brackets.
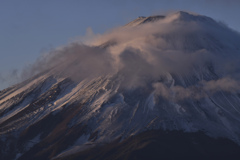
[153, 77, 240, 101]
[202, 77, 240, 94]
[3, 11, 240, 99]
[153, 82, 204, 101]
[20, 43, 116, 82]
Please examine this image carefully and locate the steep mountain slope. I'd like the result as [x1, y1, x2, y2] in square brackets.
[1, 11, 240, 160]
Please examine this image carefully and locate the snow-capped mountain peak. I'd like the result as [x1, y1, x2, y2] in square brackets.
[1, 11, 240, 160]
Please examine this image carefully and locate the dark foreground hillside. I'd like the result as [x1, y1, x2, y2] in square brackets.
[57, 130, 240, 160]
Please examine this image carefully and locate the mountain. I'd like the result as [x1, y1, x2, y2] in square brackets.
[1, 11, 240, 160]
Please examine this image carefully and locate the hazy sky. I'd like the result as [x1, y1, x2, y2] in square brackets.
[0, 0, 240, 90]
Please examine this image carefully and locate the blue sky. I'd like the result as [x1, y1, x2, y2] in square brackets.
[0, 0, 240, 90]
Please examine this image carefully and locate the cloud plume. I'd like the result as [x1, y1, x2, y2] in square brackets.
[4, 11, 240, 98]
